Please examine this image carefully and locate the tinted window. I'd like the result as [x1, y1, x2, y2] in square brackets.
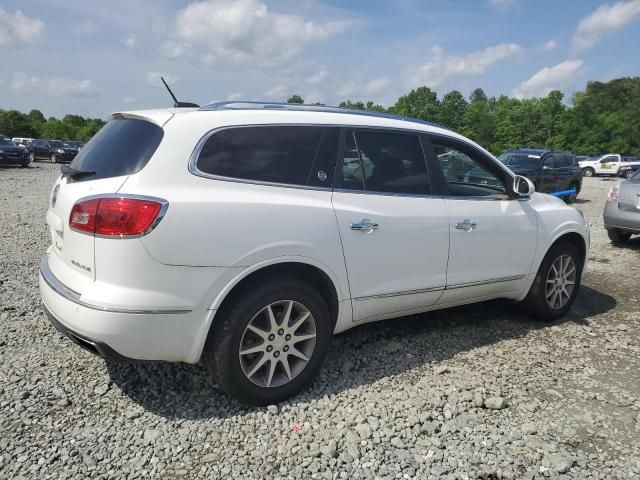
[601, 156, 617, 163]
[341, 132, 364, 190]
[69, 118, 163, 182]
[0, 138, 14, 146]
[497, 153, 540, 168]
[433, 141, 506, 197]
[543, 156, 556, 168]
[563, 154, 576, 167]
[349, 131, 430, 194]
[554, 155, 571, 168]
[197, 126, 338, 187]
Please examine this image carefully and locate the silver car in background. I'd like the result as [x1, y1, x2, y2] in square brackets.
[604, 169, 640, 243]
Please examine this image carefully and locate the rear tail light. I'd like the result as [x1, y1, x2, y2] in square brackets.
[69, 196, 166, 236]
[607, 185, 619, 203]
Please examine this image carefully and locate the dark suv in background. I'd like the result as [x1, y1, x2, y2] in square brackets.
[496, 149, 582, 202]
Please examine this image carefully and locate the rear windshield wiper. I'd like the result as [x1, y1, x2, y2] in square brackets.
[60, 164, 96, 179]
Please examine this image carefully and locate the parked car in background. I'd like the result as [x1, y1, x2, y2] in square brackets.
[28, 139, 79, 163]
[469, 148, 582, 203]
[12, 137, 33, 148]
[28, 139, 52, 162]
[0, 136, 30, 167]
[39, 102, 589, 405]
[66, 141, 86, 150]
[579, 154, 640, 177]
[604, 169, 640, 244]
[617, 163, 640, 179]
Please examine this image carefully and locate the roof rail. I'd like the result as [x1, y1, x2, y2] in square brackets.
[199, 101, 446, 130]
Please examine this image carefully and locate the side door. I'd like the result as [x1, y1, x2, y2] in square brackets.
[538, 154, 558, 193]
[425, 136, 538, 304]
[553, 153, 574, 191]
[332, 129, 449, 323]
[597, 155, 619, 174]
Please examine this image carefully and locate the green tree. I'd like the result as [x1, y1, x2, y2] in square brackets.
[390, 86, 440, 121]
[28, 109, 46, 124]
[287, 95, 304, 104]
[438, 90, 467, 130]
[0, 110, 38, 138]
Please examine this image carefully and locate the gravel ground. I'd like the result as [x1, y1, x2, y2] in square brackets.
[1, 163, 639, 480]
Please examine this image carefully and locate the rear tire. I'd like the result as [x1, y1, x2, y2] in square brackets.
[607, 229, 631, 244]
[202, 275, 332, 405]
[521, 241, 582, 321]
[582, 168, 594, 177]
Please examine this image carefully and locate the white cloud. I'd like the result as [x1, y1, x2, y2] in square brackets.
[146, 72, 180, 87]
[72, 21, 97, 37]
[489, 0, 516, 10]
[122, 33, 138, 48]
[0, 8, 44, 46]
[544, 39, 558, 51]
[167, 0, 354, 65]
[338, 78, 390, 97]
[226, 92, 243, 101]
[411, 43, 522, 87]
[307, 69, 328, 85]
[573, 0, 640, 50]
[512, 60, 583, 98]
[12, 73, 99, 97]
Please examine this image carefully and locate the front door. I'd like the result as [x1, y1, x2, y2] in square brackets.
[332, 129, 450, 322]
[539, 154, 558, 193]
[596, 155, 620, 174]
[426, 136, 538, 304]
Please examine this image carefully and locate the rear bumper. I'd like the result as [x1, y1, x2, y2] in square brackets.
[603, 202, 640, 233]
[39, 254, 210, 363]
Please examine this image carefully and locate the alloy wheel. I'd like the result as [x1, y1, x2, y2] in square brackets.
[239, 300, 317, 388]
[545, 254, 576, 309]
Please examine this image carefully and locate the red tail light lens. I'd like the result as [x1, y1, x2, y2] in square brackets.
[607, 185, 619, 203]
[69, 197, 165, 236]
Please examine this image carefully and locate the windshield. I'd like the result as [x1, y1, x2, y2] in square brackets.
[497, 153, 540, 168]
[0, 138, 16, 146]
[49, 141, 70, 149]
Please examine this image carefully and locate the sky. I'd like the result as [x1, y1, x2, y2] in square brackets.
[1, 0, 639, 119]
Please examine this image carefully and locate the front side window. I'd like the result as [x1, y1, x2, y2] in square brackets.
[543, 156, 556, 168]
[341, 130, 430, 195]
[601, 156, 617, 163]
[196, 126, 338, 187]
[432, 141, 507, 197]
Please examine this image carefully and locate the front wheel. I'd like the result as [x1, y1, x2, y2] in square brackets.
[202, 275, 332, 405]
[50, 154, 57, 164]
[29, 152, 35, 163]
[582, 168, 594, 177]
[521, 241, 582, 321]
[624, 170, 635, 179]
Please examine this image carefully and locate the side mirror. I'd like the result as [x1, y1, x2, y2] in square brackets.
[513, 175, 535, 198]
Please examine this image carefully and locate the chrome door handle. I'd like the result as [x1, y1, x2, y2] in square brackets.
[455, 219, 477, 232]
[350, 219, 379, 234]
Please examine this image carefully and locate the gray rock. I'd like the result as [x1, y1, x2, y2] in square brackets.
[319, 440, 337, 458]
[542, 454, 574, 473]
[266, 405, 278, 414]
[143, 429, 162, 443]
[484, 397, 508, 410]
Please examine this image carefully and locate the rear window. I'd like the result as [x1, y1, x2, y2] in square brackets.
[69, 118, 163, 181]
[195, 126, 339, 187]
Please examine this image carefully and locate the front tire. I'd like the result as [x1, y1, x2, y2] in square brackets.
[51, 154, 57, 164]
[624, 170, 634, 179]
[29, 152, 35, 163]
[202, 275, 332, 405]
[521, 241, 582, 321]
[582, 168, 594, 177]
[607, 229, 631, 244]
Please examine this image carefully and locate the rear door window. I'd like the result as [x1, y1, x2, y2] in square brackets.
[342, 130, 430, 195]
[196, 126, 339, 187]
[69, 118, 164, 182]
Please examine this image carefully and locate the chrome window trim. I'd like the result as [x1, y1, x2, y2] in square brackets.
[188, 124, 465, 197]
[68, 193, 169, 239]
[40, 256, 191, 314]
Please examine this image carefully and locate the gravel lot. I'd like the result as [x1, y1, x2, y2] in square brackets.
[1, 163, 639, 479]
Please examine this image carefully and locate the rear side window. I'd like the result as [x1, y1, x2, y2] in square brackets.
[196, 126, 339, 187]
[342, 130, 430, 195]
[70, 118, 163, 181]
[555, 155, 571, 167]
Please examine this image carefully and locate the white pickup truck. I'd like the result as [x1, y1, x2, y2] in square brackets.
[579, 154, 640, 177]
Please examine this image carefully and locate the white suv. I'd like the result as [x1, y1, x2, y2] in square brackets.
[40, 102, 589, 405]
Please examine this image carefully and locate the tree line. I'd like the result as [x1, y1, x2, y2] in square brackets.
[0, 109, 105, 142]
[2, 76, 637, 155]
[288, 76, 640, 156]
